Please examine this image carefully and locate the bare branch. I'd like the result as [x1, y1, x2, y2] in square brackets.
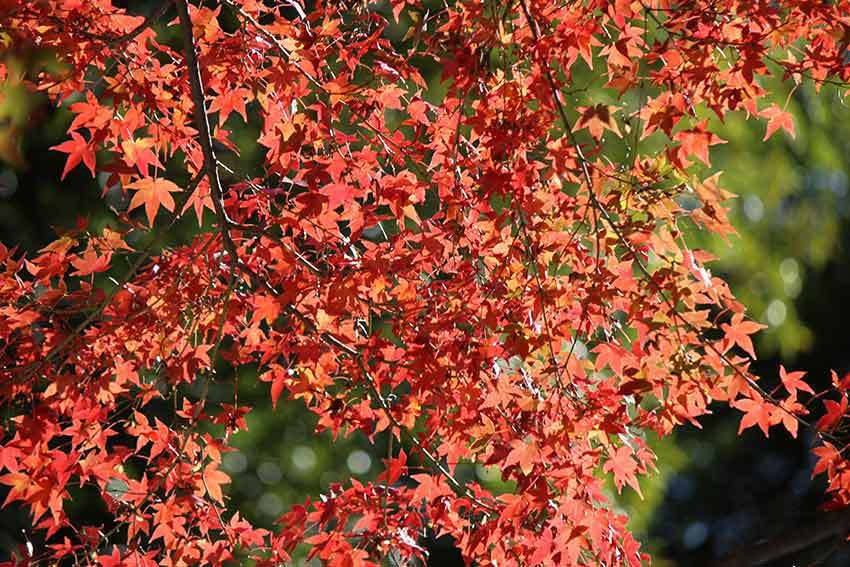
[718, 508, 850, 567]
[174, 0, 240, 264]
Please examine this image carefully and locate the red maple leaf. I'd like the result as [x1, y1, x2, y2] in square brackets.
[379, 449, 407, 484]
[505, 439, 540, 476]
[777, 396, 807, 438]
[816, 395, 848, 432]
[51, 132, 96, 179]
[209, 88, 251, 123]
[410, 473, 452, 501]
[812, 442, 840, 478]
[603, 445, 643, 498]
[180, 180, 216, 226]
[199, 463, 230, 504]
[779, 365, 814, 397]
[721, 313, 766, 359]
[70, 248, 112, 277]
[734, 393, 774, 437]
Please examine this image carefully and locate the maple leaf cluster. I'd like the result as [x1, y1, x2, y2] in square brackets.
[1, 0, 850, 565]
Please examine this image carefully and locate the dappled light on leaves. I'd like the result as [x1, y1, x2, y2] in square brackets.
[2, 0, 850, 566]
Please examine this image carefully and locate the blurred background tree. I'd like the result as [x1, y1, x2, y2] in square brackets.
[635, 82, 850, 565]
[3, 2, 850, 565]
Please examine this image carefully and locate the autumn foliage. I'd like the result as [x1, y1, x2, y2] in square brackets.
[3, 0, 850, 565]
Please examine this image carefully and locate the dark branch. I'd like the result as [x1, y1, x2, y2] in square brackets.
[174, 0, 240, 263]
[717, 508, 850, 567]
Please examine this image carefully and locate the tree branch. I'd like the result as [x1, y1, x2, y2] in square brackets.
[174, 0, 239, 263]
[175, 0, 242, 421]
[717, 507, 850, 567]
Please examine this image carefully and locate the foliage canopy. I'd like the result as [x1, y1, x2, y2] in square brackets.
[3, 0, 850, 565]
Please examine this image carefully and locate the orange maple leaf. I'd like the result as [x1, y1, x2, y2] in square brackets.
[505, 439, 540, 476]
[761, 104, 796, 141]
[70, 248, 112, 277]
[199, 463, 230, 504]
[120, 137, 162, 177]
[180, 180, 215, 226]
[575, 104, 622, 139]
[673, 120, 726, 166]
[126, 177, 181, 226]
